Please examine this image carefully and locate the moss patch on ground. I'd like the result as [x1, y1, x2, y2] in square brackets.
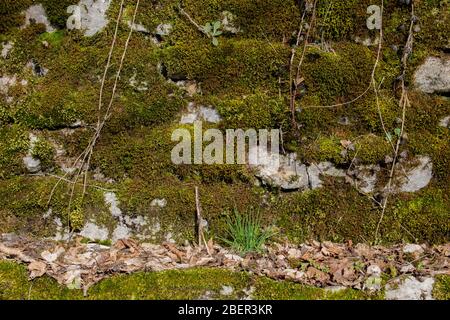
[433, 275, 450, 301]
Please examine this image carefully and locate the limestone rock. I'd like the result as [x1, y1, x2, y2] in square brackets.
[180, 102, 222, 124]
[112, 223, 131, 243]
[156, 23, 172, 37]
[150, 198, 167, 208]
[80, 222, 109, 241]
[306, 162, 346, 190]
[221, 11, 240, 34]
[104, 192, 122, 218]
[386, 276, 434, 300]
[403, 244, 424, 255]
[414, 56, 450, 94]
[439, 116, 449, 128]
[67, 0, 112, 37]
[1, 42, 13, 59]
[349, 165, 380, 193]
[23, 155, 41, 173]
[397, 156, 433, 193]
[23, 4, 55, 32]
[250, 147, 309, 191]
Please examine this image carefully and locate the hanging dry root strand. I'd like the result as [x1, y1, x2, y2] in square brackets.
[375, 2, 415, 242]
[289, 0, 318, 130]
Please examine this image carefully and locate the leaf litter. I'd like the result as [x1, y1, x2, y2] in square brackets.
[0, 234, 448, 295]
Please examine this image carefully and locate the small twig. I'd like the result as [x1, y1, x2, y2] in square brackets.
[375, 2, 414, 242]
[195, 186, 212, 255]
[288, 11, 306, 124]
[27, 282, 33, 300]
[195, 186, 202, 247]
[179, 6, 208, 37]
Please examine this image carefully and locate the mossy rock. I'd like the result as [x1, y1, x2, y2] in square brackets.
[161, 38, 290, 96]
[216, 92, 288, 129]
[300, 43, 374, 106]
[349, 134, 392, 165]
[0, 124, 29, 179]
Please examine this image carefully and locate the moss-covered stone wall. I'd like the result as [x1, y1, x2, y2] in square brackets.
[0, 0, 448, 245]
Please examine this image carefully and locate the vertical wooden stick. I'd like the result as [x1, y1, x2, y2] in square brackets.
[195, 186, 202, 246]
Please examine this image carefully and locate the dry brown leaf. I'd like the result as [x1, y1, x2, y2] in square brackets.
[306, 267, 329, 283]
[164, 243, 185, 261]
[28, 261, 46, 279]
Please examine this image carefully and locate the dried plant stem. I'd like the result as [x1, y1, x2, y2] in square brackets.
[179, 6, 207, 37]
[47, 0, 141, 234]
[289, 1, 318, 129]
[303, 0, 385, 110]
[195, 187, 211, 255]
[195, 186, 202, 246]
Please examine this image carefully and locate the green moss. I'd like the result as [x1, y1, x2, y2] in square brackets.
[433, 275, 450, 300]
[0, 176, 106, 236]
[299, 43, 374, 107]
[276, 182, 449, 245]
[316, 0, 370, 40]
[413, 0, 450, 50]
[16, 82, 85, 129]
[31, 138, 55, 169]
[0, 260, 82, 300]
[349, 134, 391, 165]
[351, 91, 399, 134]
[38, 30, 65, 47]
[383, 189, 449, 244]
[217, 92, 288, 129]
[40, 0, 78, 29]
[0, 124, 29, 179]
[69, 204, 85, 231]
[161, 39, 290, 96]
[153, 0, 301, 44]
[253, 277, 382, 300]
[0, 0, 33, 34]
[277, 185, 377, 244]
[313, 136, 344, 164]
[114, 175, 261, 243]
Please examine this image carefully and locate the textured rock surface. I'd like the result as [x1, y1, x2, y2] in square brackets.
[67, 0, 112, 37]
[1, 42, 13, 59]
[439, 116, 450, 128]
[79, 222, 109, 241]
[386, 277, 435, 300]
[0, 0, 448, 259]
[180, 103, 222, 124]
[23, 4, 55, 32]
[250, 147, 309, 190]
[414, 56, 450, 94]
[397, 156, 433, 193]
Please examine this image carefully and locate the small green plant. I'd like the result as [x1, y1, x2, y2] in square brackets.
[386, 128, 402, 143]
[221, 209, 275, 254]
[203, 21, 222, 46]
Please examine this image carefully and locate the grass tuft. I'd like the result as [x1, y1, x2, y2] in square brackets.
[221, 209, 275, 255]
